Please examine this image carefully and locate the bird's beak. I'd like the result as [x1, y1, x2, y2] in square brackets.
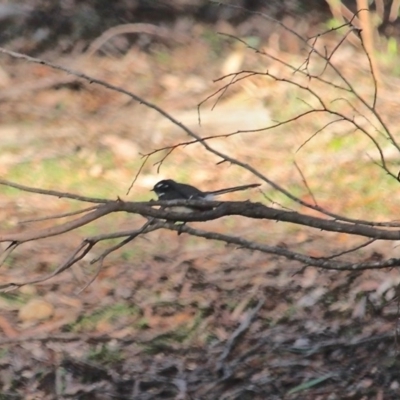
[150, 188, 154, 192]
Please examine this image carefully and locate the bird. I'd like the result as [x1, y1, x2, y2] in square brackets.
[151, 179, 261, 213]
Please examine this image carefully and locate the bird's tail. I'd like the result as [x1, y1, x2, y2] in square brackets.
[208, 183, 261, 196]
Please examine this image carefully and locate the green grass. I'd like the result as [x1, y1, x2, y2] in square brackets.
[201, 28, 226, 58]
[2, 146, 149, 200]
[87, 344, 124, 364]
[8, 156, 113, 195]
[0, 292, 26, 308]
[66, 303, 140, 333]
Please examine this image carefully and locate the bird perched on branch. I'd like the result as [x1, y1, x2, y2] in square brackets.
[151, 179, 260, 213]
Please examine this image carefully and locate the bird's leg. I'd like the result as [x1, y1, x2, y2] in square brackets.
[176, 221, 186, 235]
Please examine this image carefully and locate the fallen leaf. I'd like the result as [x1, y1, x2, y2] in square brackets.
[18, 298, 54, 322]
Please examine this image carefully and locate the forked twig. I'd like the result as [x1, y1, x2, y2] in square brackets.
[0, 241, 94, 291]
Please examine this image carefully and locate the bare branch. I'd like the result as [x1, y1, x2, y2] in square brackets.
[214, 8, 398, 151]
[0, 241, 93, 291]
[89, 219, 164, 264]
[0, 178, 109, 204]
[2, 187, 400, 246]
[1, 220, 164, 291]
[161, 222, 400, 271]
[0, 202, 121, 244]
[19, 206, 99, 223]
[217, 32, 350, 92]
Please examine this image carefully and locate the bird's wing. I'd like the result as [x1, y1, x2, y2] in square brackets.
[171, 182, 205, 199]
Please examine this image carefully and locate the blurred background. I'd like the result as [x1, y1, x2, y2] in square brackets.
[1, 1, 400, 398]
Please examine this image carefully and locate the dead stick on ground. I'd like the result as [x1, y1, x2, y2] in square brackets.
[216, 297, 265, 373]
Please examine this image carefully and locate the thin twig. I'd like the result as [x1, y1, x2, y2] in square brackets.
[127, 154, 150, 195]
[0, 242, 18, 268]
[160, 222, 400, 271]
[216, 297, 265, 373]
[0, 202, 120, 243]
[89, 219, 163, 264]
[293, 161, 317, 206]
[322, 238, 376, 259]
[19, 206, 98, 223]
[0, 178, 109, 204]
[0, 241, 94, 291]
